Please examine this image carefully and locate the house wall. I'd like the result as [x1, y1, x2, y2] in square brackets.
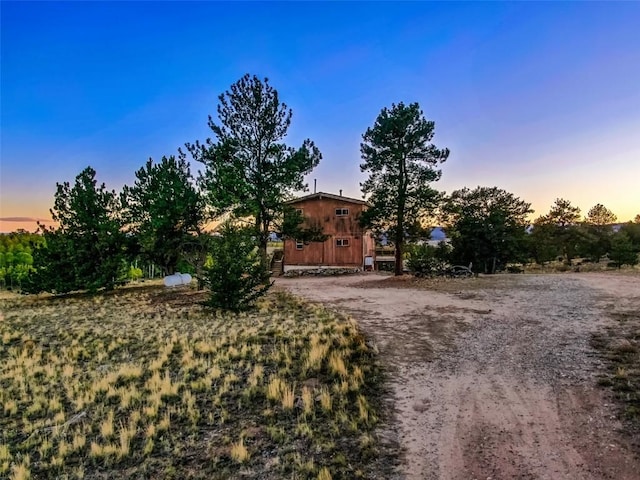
[284, 197, 375, 267]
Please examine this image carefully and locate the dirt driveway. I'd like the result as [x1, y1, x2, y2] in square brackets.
[276, 272, 640, 479]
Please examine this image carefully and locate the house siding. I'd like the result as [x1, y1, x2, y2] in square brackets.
[284, 195, 375, 267]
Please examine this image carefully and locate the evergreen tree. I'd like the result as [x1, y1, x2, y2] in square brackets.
[24, 167, 127, 293]
[442, 186, 532, 273]
[202, 222, 271, 311]
[122, 155, 204, 275]
[586, 203, 617, 226]
[581, 203, 617, 262]
[620, 221, 640, 253]
[609, 231, 639, 268]
[185, 74, 321, 261]
[527, 220, 560, 266]
[360, 102, 449, 275]
[535, 198, 583, 264]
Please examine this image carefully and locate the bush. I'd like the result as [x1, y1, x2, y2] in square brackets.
[202, 222, 272, 311]
[128, 265, 144, 282]
[406, 243, 449, 277]
[609, 232, 639, 269]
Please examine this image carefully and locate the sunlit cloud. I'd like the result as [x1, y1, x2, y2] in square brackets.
[0, 217, 53, 223]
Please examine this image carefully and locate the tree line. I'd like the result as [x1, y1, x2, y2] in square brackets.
[19, 74, 320, 310]
[10, 74, 640, 308]
[440, 196, 640, 275]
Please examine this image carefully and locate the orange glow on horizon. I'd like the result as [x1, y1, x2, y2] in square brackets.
[0, 219, 55, 234]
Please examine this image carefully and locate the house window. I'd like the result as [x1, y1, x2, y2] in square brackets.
[335, 208, 349, 216]
[336, 238, 350, 247]
[296, 240, 304, 250]
[295, 208, 303, 214]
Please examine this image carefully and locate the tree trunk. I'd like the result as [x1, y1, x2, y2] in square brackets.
[258, 216, 270, 265]
[257, 215, 270, 285]
[258, 236, 268, 265]
[394, 231, 404, 276]
[395, 153, 406, 277]
[255, 213, 267, 263]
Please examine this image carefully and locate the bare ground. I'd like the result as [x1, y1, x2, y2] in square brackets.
[276, 272, 640, 479]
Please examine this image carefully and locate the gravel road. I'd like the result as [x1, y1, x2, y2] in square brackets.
[276, 272, 640, 479]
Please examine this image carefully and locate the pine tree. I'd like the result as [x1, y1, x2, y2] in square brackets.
[25, 167, 127, 293]
[121, 155, 204, 275]
[185, 74, 321, 261]
[360, 102, 448, 275]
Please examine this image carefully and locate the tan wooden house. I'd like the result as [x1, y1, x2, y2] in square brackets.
[283, 192, 376, 270]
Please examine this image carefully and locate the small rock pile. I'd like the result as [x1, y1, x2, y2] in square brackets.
[283, 267, 362, 277]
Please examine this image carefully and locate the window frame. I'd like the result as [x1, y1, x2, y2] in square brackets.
[336, 238, 350, 247]
[295, 240, 304, 250]
[335, 208, 349, 216]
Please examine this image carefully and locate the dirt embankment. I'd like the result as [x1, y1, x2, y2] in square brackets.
[277, 273, 640, 480]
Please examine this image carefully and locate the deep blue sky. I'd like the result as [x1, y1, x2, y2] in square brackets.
[2, 1, 639, 231]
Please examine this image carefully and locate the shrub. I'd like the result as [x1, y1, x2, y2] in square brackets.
[128, 265, 144, 282]
[406, 243, 449, 277]
[202, 222, 272, 311]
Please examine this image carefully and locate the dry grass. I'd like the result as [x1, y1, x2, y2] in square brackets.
[229, 437, 250, 463]
[0, 286, 393, 479]
[592, 309, 640, 422]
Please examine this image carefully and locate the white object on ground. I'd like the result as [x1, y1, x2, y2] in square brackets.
[163, 273, 192, 287]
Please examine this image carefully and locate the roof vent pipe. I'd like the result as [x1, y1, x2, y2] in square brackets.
[339, 189, 342, 196]
[314, 179, 317, 194]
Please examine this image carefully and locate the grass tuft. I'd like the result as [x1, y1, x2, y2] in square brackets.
[317, 466, 332, 480]
[230, 438, 250, 463]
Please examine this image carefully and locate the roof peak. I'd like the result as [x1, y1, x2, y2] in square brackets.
[286, 191, 369, 205]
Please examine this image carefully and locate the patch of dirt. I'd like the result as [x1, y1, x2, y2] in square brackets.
[147, 286, 208, 307]
[276, 272, 640, 479]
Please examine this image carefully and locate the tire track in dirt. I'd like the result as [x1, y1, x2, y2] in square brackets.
[277, 273, 640, 479]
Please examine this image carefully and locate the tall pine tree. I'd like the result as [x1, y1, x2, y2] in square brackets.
[185, 74, 321, 261]
[360, 102, 449, 275]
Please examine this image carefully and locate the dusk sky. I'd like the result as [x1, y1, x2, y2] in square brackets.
[1, 1, 639, 233]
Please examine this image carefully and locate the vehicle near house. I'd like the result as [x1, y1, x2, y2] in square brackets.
[282, 192, 376, 272]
